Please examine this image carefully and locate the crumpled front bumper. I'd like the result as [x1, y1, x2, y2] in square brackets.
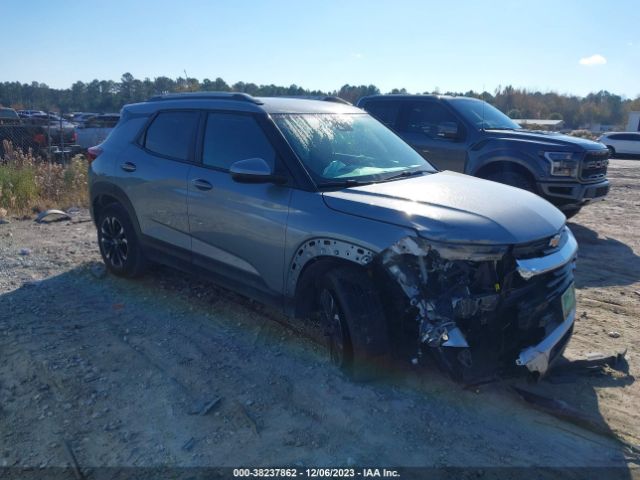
[516, 306, 575, 376]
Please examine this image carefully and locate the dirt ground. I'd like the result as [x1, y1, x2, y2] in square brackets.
[1, 160, 639, 476]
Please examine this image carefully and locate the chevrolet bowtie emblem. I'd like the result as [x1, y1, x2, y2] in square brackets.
[549, 234, 561, 248]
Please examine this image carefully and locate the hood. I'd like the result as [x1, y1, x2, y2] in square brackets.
[485, 129, 605, 151]
[322, 171, 566, 245]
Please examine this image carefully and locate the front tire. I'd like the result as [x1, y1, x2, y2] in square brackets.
[606, 146, 616, 158]
[562, 207, 582, 220]
[97, 203, 147, 277]
[317, 266, 390, 381]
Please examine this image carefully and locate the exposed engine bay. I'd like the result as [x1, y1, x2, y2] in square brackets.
[378, 230, 578, 382]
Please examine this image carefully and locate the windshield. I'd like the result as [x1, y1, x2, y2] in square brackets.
[450, 97, 521, 130]
[273, 113, 435, 185]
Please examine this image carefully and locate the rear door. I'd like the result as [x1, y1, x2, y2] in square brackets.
[117, 110, 199, 256]
[622, 133, 640, 154]
[396, 101, 467, 172]
[187, 111, 292, 298]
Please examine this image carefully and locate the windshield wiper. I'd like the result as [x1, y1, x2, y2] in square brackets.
[317, 179, 375, 188]
[382, 169, 430, 182]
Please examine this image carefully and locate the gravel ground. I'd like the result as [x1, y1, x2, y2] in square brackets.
[0, 160, 639, 476]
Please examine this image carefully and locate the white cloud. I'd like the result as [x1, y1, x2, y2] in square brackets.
[579, 54, 607, 66]
[351, 53, 364, 59]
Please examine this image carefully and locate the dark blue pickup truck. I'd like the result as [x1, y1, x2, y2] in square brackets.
[358, 95, 609, 218]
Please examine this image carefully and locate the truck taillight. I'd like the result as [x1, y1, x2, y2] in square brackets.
[87, 146, 103, 164]
[73, 131, 77, 142]
[33, 133, 46, 145]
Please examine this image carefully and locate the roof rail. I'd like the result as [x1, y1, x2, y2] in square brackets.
[146, 91, 263, 105]
[273, 95, 352, 105]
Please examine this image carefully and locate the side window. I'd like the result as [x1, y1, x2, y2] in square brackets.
[364, 101, 400, 128]
[202, 113, 276, 170]
[608, 134, 623, 140]
[402, 102, 458, 138]
[144, 111, 199, 161]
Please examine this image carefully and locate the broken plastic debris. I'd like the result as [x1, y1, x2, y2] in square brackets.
[35, 209, 72, 223]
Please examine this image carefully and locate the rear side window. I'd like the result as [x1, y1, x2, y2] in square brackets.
[202, 113, 276, 170]
[363, 101, 400, 128]
[144, 111, 199, 161]
[621, 133, 640, 141]
[402, 102, 458, 136]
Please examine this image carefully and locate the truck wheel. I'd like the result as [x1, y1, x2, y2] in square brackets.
[485, 171, 536, 193]
[317, 266, 390, 381]
[562, 207, 581, 220]
[97, 203, 147, 278]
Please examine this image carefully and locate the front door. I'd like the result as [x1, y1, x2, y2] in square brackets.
[396, 101, 468, 172]
[187, 112, 291, 298]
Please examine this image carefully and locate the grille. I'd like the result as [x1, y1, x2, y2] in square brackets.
[511, 228, 567, 259]
[580, 151, 609, 181]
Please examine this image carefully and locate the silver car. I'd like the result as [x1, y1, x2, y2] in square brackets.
[88, 92, 578, 382]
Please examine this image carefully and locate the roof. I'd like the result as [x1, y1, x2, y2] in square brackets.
[135, 92, 362, 115]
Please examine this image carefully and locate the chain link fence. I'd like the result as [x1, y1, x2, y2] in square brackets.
[0, 112, 83, 164]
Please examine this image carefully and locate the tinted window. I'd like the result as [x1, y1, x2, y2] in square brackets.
[202, 113, 275, 170]
[448, 97, 521, 130]
[621, 133, 640, 141]
[144, 111, 199, 161]
[364, 101, 400, 128]
[402, 102, 459, 137]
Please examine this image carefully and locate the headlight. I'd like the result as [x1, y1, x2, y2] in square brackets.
[544, 152, 579, 177]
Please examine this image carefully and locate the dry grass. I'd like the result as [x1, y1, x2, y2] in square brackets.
[568, 129, 600, 140]
[0, 140, 88, 217]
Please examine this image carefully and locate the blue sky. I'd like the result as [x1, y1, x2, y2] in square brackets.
[2, 0, 639, 97]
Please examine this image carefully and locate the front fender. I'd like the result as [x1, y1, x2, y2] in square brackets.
[469, 147, 546, 179]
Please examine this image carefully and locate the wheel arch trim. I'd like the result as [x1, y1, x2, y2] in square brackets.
[90, 182, 141, 235]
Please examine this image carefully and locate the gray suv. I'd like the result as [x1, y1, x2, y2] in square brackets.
[89, 92, 578, 382]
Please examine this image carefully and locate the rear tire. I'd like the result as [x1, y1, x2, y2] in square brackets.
[484, 170, 536, 193]
[97, 203, 147, 278]
[317, 266, 390, 381]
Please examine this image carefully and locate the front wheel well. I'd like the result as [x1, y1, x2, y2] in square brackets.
[474, 161, 538, 193]
[293, 257, 371, 319]
[474, 161, 536, 183]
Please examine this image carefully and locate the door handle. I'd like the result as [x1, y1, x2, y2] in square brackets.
[192, 179, 213, 191]
[120, 161, 136, 172]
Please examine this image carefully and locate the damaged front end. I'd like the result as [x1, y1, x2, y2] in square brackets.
[379, 228, 578, 381]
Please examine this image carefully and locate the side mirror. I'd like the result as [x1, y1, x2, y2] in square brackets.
[229, 158, 287, 184]
[437, 122, 459, 140]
